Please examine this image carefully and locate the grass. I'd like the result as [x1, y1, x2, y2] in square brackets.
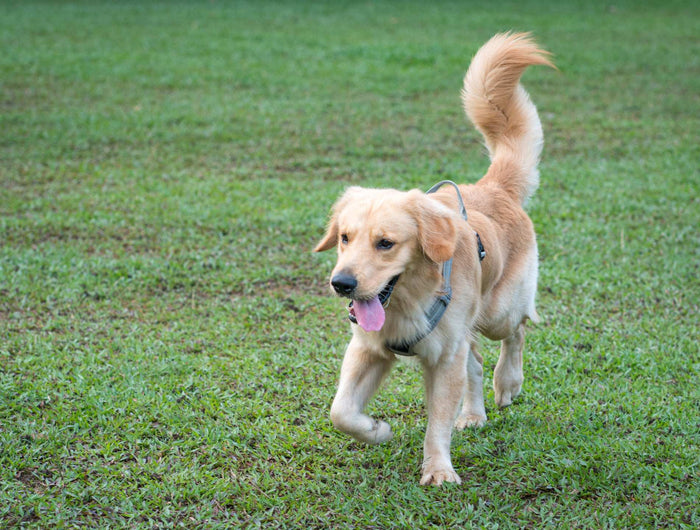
[1, 0, 698, 527]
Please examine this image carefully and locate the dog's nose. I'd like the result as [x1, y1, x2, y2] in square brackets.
[331, 273, 357, 296]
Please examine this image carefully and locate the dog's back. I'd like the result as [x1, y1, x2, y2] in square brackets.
[442, 33, 554, 338]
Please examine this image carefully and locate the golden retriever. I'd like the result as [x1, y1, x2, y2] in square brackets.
[314, 33, 553, 485]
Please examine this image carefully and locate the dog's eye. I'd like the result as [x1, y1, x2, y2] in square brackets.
[341, 234, 349, 244]
[377, 239, 394, 250]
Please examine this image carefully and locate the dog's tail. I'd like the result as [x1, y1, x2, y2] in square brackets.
[462, 32, 554, 205]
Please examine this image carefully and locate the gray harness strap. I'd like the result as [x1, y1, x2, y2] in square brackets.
[426, 179, 469, 220]
[386, 180, 476, 356]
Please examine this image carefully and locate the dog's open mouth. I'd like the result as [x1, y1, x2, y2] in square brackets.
[348, 275, 400, 332]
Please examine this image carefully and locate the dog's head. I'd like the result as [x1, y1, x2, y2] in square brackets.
[314, 186, 458, 331]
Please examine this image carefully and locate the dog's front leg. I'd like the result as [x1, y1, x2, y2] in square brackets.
[420, 342, 467, 486]
[330, 338, 394, 445]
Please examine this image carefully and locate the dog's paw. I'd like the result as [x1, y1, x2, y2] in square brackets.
[494, 374, 523, 408]
[420, 467, 462, 486]
[369, 419, 393, 445]
[360, 419, 393, 445]
[494, 382, 522, 408]
[454, 412, 487, 430]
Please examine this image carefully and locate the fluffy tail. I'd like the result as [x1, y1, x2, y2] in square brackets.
[462, 32, 554, 205]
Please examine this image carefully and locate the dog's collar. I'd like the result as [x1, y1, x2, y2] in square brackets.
[386, 180, 485, 356]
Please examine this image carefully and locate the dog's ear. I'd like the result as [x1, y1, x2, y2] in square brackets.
[313, 187, 361, 252]
[408, 191, 457, 262]
[313, 214, 339, 252]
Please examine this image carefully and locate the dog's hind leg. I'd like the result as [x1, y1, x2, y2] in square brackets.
[330, 339, 394, 445]
[455, 340, 487, 429]
[493, 322, 526, 408]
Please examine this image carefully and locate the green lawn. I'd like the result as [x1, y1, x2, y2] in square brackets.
[1, 0, 698, 527]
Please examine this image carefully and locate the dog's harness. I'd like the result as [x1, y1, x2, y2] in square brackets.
[385, 180, 485, 356]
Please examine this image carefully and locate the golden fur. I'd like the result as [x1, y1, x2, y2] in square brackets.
[314, 33, 554, 485]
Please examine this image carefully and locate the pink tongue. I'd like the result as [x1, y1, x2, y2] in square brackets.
[353, 296, 385, 332]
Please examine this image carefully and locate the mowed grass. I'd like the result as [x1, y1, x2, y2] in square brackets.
[1, 0, 698, 527]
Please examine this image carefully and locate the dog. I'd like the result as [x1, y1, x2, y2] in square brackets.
[314, 33, 553, 485]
